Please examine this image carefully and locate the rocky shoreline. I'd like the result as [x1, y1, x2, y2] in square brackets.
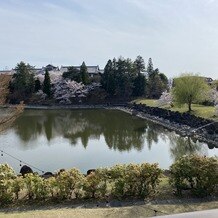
[122, 103, 218, 148]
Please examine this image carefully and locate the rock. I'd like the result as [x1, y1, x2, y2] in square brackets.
[87, 169, 96, 175]
[42, 172, 54, 179]
[20, 165, 33, 177]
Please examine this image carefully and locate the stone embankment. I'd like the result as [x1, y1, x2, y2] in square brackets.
[114, 103, 218, 148]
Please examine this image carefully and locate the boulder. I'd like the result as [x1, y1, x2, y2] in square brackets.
[20, 165, 33, 177]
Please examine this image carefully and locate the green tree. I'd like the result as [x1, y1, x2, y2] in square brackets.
[147, 58, 153, 77]
[133, 73, 146, 97]
[134, 55, 145, 74]
[62, 67, 81, 82]
[80, 62, 89, 85]
[34, 78, 41, 92]
[147, 68, 168, 99]
[43, 70, 51, 97]
[9, 61, 35, 103]
[173, 74, 209, 112]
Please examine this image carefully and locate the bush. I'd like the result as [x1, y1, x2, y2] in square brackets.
[55, 168, 85, 199]
[0, 162, 161, 205]
[23, 173, 50, 200]
[0, 164, 16, 205]
[169, 155, 218, 197]
[109, 163, 162, 198]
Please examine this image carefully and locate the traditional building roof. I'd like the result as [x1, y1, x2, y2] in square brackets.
[60, 65, 102, 75]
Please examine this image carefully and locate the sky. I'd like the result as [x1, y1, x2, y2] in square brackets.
[0, 0, 218, 79]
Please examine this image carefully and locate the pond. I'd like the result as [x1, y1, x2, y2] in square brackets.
[0, 109, 217, 174]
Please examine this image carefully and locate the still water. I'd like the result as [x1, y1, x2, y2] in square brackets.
[0, 109, 217, 173]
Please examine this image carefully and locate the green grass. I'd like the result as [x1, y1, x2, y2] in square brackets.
[132, 98, 217, 120]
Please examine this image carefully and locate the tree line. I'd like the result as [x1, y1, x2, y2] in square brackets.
[101, 56, 168, 99]
[6, 57, 168, 103]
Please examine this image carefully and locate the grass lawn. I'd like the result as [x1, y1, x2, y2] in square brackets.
[133, 98, 217, 120]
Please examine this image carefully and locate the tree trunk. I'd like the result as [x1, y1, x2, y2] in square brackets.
[188, 101, 192, 112]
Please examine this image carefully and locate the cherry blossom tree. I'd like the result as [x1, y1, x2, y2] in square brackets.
[157, 91, 173, 107]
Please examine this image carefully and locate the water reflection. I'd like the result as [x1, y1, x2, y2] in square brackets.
[12, 109, 214, 158]
[14, 110, 148, 151]
[168, 134, 205, 160]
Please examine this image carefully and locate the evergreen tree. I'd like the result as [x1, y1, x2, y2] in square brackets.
[43, 70, 51, 97]
[133, 73, 146, 97]
[147, 58, 154, 77]
[9, 61, 35, 103]
[62, 66, 81, 82]
[80, 62, 89, 85]
[134, 55, 145, 74]
[34, 78, 41, 92]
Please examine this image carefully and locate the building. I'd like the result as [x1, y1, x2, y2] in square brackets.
[60, 65, 102, 78]
[0, 64, 104, 78]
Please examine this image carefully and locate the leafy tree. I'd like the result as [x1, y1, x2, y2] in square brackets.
[80, 62, 89, 85]
[173, 74, 209, 112]
[62, 67, 81, 82]
[43, 70, 51, 97]
[34, 78, 41, 92]
[9, 61, 35, 103]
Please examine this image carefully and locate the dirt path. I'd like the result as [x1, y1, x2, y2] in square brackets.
[0, 201, 217, 218]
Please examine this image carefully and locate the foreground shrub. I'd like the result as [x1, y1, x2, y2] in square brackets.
[23, 173, 50, 200]
[0, 162, 162, 205]
[169, 155, 218, 197]
[110, 163, 162, 198]
[0, 164, 16, 205]
[55, 168, 85, 199]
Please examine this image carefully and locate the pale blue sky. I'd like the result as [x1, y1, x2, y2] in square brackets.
[0, 0, 218, 78]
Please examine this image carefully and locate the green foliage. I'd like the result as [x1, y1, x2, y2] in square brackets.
[0, 164, 16, 205]
[133, 73, 146, 97]
[43, 70, 51, 97]
[173, 74, 209, 112]
[62, 67, 81, 82]
[80, 62, 89, 85]
[55, 168, 85, 199]
[134, 55, 145, 74]
[147, 68, 168, 99]
[109, 163, 162, 198]
[34, 78, 41, 92]
[147, 58, 153, 77]
[101, 56, 169, 99]
[9, 61, 35, 103]
[169, 155, 218, 197]
[0, 162, 162, 205]
[23, 173, 50, 200]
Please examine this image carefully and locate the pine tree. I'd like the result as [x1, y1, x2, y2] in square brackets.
[147, 58, 153, 77]
[9, 61, 35, 103]
[134, 55, 145, 74]
[34, 78, 41, 92]
[80, 62, 89, 85]
[43, 70, 51, 97]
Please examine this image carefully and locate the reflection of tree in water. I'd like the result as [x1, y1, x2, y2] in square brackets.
[168, 133, 207, 161]
[13, 109, 150, 151]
